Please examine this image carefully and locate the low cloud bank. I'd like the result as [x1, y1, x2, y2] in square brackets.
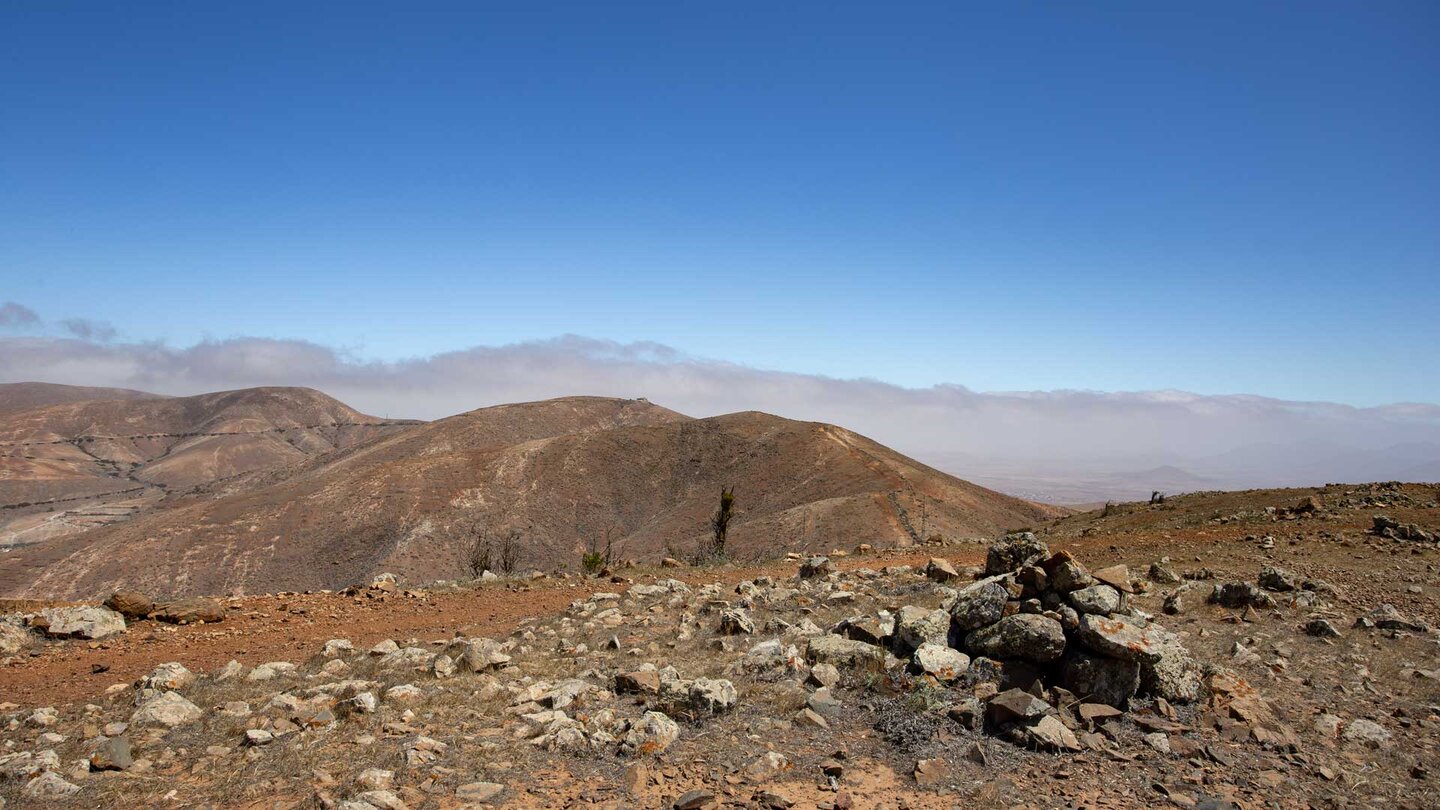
[2, 333, 1437, 501]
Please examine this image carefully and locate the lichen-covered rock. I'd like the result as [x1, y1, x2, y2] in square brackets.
[718, 608, 755, 635]
[1258, 566, 1297, 592]
[131, 691, 202, 727]
[140, 662, 196, 691]
[912, 643, 969, 681]
[966, 614, 1065, 663]
[805, 635, 887, 671]
[620, 711, 679, 755]
[1139, 642, 1203, 703]
[0, 623, 32, 654]
[798, 556, 835, 579]
[1074, 613, 1169, 663]
[1068, 584, 1121, 615]
[893, 605, 950, 654]
[1209, 582, 1277, 609]
[947, 576, 1010, 632]
[1060, 650, 1139, 708]
[986, 533, 1050, 576]
[688, 678, 738, 714]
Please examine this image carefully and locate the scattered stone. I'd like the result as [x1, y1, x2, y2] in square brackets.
[806, 635, 886, 671]
[23, 771, 80, 799]
[807, 663, 841, 689]
[89, 736, 133, 771]
[140, 662, 196, 691]
[1342, 718, 1392, 749]
[913, 757, 946, 785]
[798, 556, 835, 579]
[1210, 582, 1276, 610]
[1028, 714, 1082, 751]
[1303, 618, 1342, 639]
[986, 688, 1051, 724]
[924, 557, 959, 582]
[674, 789, 716, 809]
[1148, 562, 1182, 585]
[620, 711, 680, 755]
[719, 608, 755, 635]
[456, 782, 506, 804]
[131, 691, 202, 728]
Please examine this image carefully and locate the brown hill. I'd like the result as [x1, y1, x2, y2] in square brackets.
[0, 396, 1061, 599]
[0, 386, 412, 548]
[0, 381, 163, 416]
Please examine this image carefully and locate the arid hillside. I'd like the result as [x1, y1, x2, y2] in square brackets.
[0, 385, 413, 549]
[0, 396, 1061, 599]
[0, 382, 164, 416]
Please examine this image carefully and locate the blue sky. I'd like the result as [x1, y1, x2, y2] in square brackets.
[2, 1, 1437, 406]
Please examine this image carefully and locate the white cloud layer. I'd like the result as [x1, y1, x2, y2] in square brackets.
[2, 333, 1437, 502]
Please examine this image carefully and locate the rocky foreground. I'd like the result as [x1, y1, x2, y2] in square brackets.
[2, 523, 1439, 808]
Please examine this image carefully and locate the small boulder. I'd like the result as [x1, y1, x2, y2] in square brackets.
[620, 711, 680, 755]
[89, 736, 133, 771]
[947, 576, 1011, 632]
[1061, 650, 1140, 708]
[1068, 584, 1121, 615]
[154, 597, 226, 624]
[798, 556, 835, 579]
[912, 643, 969, 681]
[986, 533, 1050, 576]
[925, 557, 959, 583]
[131, 691, 203, 728]
[31, 606, 126, 639]
[104, 590, 154, 619]
[805, 635, 887, 671]
[966, 614, 1066, 664]
[893, 605, 950, 654]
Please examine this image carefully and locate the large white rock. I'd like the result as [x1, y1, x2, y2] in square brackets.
[131, 691, 203, 728]
[35, 606, 126, 639]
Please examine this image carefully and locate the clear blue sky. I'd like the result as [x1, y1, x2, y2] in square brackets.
[2, 2, 1437, 405]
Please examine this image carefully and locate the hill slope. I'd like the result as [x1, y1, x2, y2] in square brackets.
[0, 382, 163, 416]
[0, 397, 1061, 599]
[0, 385, 413, 547]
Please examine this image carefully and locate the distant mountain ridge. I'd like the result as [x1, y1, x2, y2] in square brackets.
[0, 392, 1062, 599]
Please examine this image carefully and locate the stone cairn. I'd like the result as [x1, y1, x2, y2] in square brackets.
[812, 533, 1204, 752]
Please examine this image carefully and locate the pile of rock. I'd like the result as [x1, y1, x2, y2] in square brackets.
[804, 533, 1204, 752]
[1371, 515, 1436, 544]
[1207, 565, 1335, 615]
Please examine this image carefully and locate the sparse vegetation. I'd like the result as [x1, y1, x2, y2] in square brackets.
[464, 525, 523, 576]
[694, 485, 735, 563]
[582, 525, 621, 575]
